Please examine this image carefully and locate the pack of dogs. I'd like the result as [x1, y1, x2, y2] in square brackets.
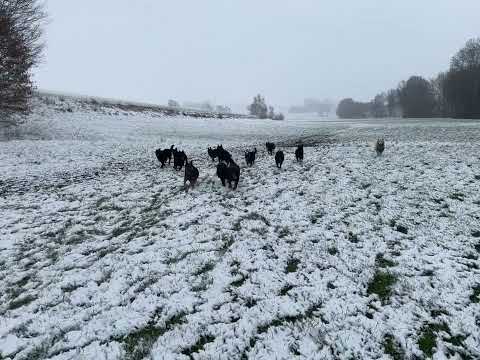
[155, 139, 385, 190]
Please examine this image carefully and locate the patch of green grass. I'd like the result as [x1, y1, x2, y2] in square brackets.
[383, 334, 405, 360]
[123, 326, 164, 360]
[418, 329, 437, 358]
[375, 253, 396, 268]
[256, 302, 322, 337]
[445, 334, 466, 347]
[181, 335, 215, 358]
[418, 323, 449, 359]
[122, 312, 188, 360]
[367, 271, 396, 303]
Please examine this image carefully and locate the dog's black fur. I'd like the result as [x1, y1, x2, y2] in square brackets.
[217, 160, 240, 190]
[295, 144, 304, 162]
[173, 149, 188, 171]
[155, 145, 175, 168]
[207, 147, 218, 161]
[275, 150, 284, 168]
[375, 139, 385, 156]
[244, 148, 257, 167]
[216, 145, 232, 163]
[184, 161, 199, 189]
[266, 142, 276, 155]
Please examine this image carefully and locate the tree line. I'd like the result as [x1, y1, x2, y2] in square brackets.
[0, 0, 46, 126]
[337, 38, 480, 119]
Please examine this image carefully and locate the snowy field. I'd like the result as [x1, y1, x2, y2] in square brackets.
[1, 100, 480, 359]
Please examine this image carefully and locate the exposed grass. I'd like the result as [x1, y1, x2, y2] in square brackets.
[395, 225, 409, 235]
[111, 224, 130, 238]
[276, 226, 291, 239]
[279, 284, 295, 296]
[193, 262, 215, 276]
[328, 247, 338, 256]
[61, 283, 83, 293]
[233, 212, 271, 232]
[375, 253, 396, 268]
[469, 285, 480, 303]
[445, 334, 466, 347]
[218, 234, 235, 255]
[449, 192, 465, 201]
[430, 309, 448, 318]
[122, 311, 188, 360]
[418, 323, 449, 359]
[367, 271, 396, 303]
[475, 242, 480, 253]
[348, 231, 359, 243]
[310, 209, 325, 224]
[123, 326, 164, 360]
[251, 227, 269, 236]
[8, 294, 36, 310]
[241, 302, 323, 358]
[181, 334, 215, 358]
[230, 275, 248, 288]
[286, 258, 300, 273]
[383, 334, 405, 360]
[23, 342, 51, 360]
[421, 269, 435, 277]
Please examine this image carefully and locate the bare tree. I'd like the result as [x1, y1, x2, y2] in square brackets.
[0, 0, 46, 125]
[247, 94, 268, 119]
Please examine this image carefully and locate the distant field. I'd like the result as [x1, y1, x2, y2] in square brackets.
[1, 100, 479, 359]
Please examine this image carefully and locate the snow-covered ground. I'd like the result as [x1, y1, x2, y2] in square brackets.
[1, 100, 479, 359]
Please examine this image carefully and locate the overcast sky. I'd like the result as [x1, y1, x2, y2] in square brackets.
[34, 0, 480, 109]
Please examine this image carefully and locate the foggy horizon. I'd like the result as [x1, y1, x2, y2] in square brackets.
[34, 0, 480, 109]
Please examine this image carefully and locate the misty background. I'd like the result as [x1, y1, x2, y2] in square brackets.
[34, 0, 480, 111]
